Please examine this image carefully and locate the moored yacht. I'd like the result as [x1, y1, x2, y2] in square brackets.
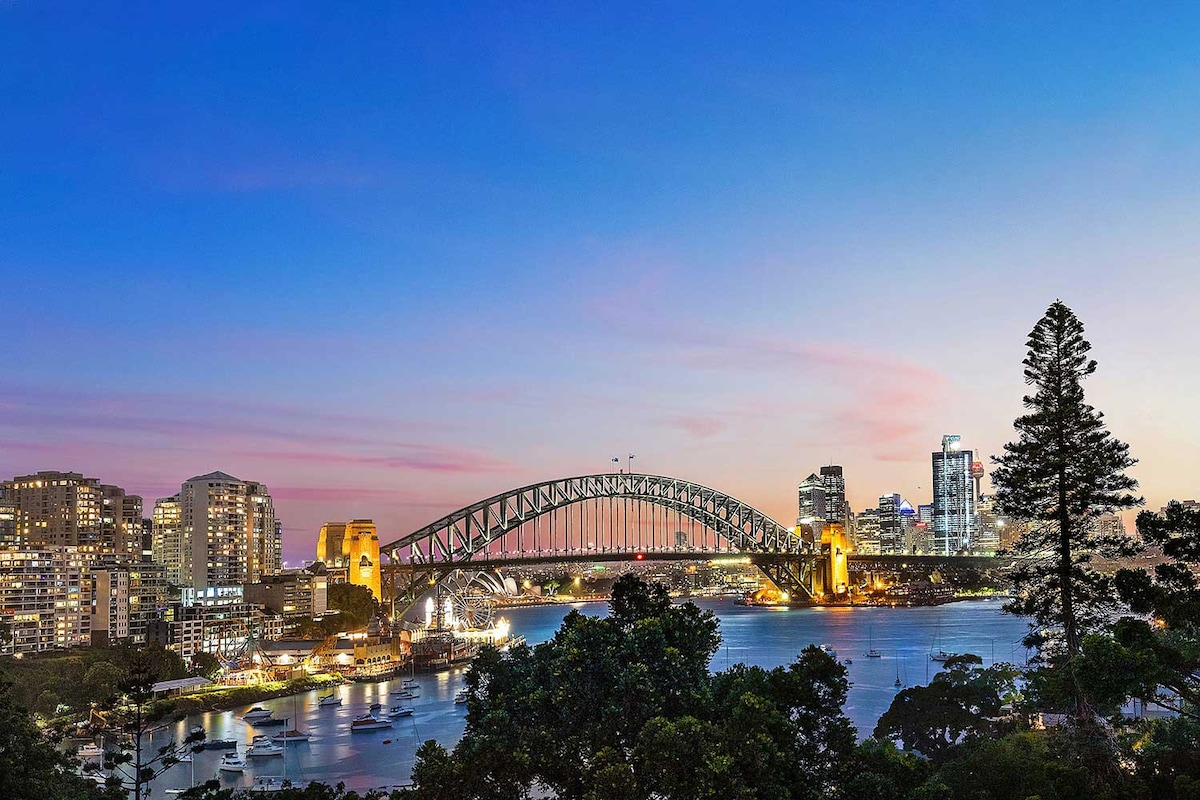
[246, 735, 284, 757]
[349, 714, 392, 732]
[317, 693, 342, 707]
[388, 705, 414, 717]
[241, 707, 274, 722]
[219, 752, 246, 773]
[271, 729, 311, 743]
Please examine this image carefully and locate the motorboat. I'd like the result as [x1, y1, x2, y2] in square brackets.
[219, 752, 246, 773]
[349, 714, 392, 732]
[271, 729, 311, 743]
[248, 776, 287, 793]
[248, 715, 287, 726]
[317, 693, 342, 707]
[76, 744, 105, 765]
[388, 705, 414, 718]
[202, 738, 239, 750]
[390, 689, 416, 699]
[843, 657, 853, 665]
[866, 649, 883, 658]
[175, 752, 193, 764]
[818, 644, 837, 659]
[188, 724, 204, 736]
[246, 736, 285, 757]
[454, 689, 469, 705]
[241, 706, 274, 722]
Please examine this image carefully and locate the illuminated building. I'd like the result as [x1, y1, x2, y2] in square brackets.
[153, 472, 280, 591]
[0, 547, 88, 654]
[0, 501, 16, 548]
[932, 435, 977, 555]
[316, 520, 383, 601]
[244, 565, 329, 626]
[878, 493, 903, 554]
[1, 471, 142, 558]
[820, 466, 848, 525]
[147, 588, 283, 660]
[1095, 513, 1126, 538]
[853, 507, 881, 555]
[87, 560, 169, 645]
[797, 473, 827, 523]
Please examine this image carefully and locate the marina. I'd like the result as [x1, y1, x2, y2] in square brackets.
[129, 597, 1028, 793]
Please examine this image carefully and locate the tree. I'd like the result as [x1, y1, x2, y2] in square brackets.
[874, 654, 1019, 762]
[104, 652, 204, 800]
[0, 675, 119, 800]
[190, 652, 223, 681]
[326, 583, 380, 630]
[991, 300, 1141, 657]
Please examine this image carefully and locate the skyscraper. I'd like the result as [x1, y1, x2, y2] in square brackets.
[1, 471, 142, 558]
[932, 435, 976, 555]
[877, 493, 903, 554]
[820, 466, 847, 525]
[797, 473, 827, 523]
[152, 471, 279, 591]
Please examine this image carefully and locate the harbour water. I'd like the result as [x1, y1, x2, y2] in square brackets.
[156, 597, 1029, 793]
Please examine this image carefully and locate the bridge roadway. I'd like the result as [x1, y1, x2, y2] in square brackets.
[388, 549, 1000, 570]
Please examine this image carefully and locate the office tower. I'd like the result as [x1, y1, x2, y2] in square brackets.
[316, 520, 382, 600]
[820, 466, 847, 524]
[1, 471, 143, 558]
[1095, 513, 1127, 538]
[975, 494, 1003, 554]
[0, 547, 88, 654]
[917, 504, 933, 525]
[853, 507, 881, 555]
[932, 435, 977, 554]
[797, 473, 827, 522]
[877, 493, 903, 554]
[153, 472, 278, 591]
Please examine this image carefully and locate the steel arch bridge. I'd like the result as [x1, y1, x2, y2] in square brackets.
[380, 473, 829, 615]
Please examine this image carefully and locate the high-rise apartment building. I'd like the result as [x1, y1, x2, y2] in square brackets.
[87, 559, 169, 645]
[0, 547, 88, 654]
[152, 472, 279, 591]
[820, 466, 847, 525]
[0, 501, 17, 548]
[932, 435, 977, 555]
[853, 507, 881, 555]
[1, 471, 143, 558]
[1095, 513, 1127, 539]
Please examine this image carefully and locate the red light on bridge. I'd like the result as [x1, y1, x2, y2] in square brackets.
[635, 553, 645, 560]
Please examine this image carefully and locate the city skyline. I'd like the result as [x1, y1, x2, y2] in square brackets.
[5, 5, 1200, 563]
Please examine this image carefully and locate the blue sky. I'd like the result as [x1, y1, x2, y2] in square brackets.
[3, 2, 1200, 562]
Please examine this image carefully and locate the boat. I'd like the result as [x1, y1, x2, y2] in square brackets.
[175, 752, 192, 763]
[246, 736, 285, 757]
[241, 707, 275, 722]
[248, 715, 288, 726]
[843, 657, 853, 665]
[930, 649, 955, 662]
[866, 626, 883, 658]
[388, 705, 414, 717]
[390, 689, 416, 699]
[202, 738, 239, 750]
[271, 729, 311, 743]
[248, 776, 287, 794]
[188, 724, 204, 736]
[350, 714, 393, 732]
[818, 644, 837, 659]
[76, 744, 105, 765]
[219, 752, 246, 773]
[369, 702, 384, 713]
[318, 693, 342, 707]
[402, 678, 419, 688]
[454, 689, 469, 705]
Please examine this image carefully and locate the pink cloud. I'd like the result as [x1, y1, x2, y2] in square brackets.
[666, 415, 728, 439]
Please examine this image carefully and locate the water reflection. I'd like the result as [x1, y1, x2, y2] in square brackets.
[153, 597, 1028, 793]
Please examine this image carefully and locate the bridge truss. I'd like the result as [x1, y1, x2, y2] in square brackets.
[380, 473, 826, 615]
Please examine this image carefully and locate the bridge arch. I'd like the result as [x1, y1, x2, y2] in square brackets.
[381, 473, 820, 612]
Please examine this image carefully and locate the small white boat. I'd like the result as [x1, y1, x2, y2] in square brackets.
[219, 752, 246, 773]
[317, 693, 342, 707]
[242, 706, 275, 722]
[175, 752, 192, 763]
[390, 689, 416, 698]
[454, 689, 469, 705]
[249, 776, 287, 794]
[76, 744, 105, 765]
[930, 649, 955, 662]
[349, 714, 392, 732]
[866, 648, 883, 658]
[402, 678, 419, 688]
[388, 705, 414, 717]
[246, 736, 285, 757]
[271, 729, 311, 743]
[818, 644, 837, 659]
[188, 724, 204, 736]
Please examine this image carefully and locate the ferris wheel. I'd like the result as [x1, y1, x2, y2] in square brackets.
[438, 570, 512, 630]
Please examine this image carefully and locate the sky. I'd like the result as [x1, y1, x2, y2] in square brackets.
[3, 2, 1200, 565]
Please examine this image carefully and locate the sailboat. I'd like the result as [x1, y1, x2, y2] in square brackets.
[272, 694, 311, 743]
[865, 626, 883, 658]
